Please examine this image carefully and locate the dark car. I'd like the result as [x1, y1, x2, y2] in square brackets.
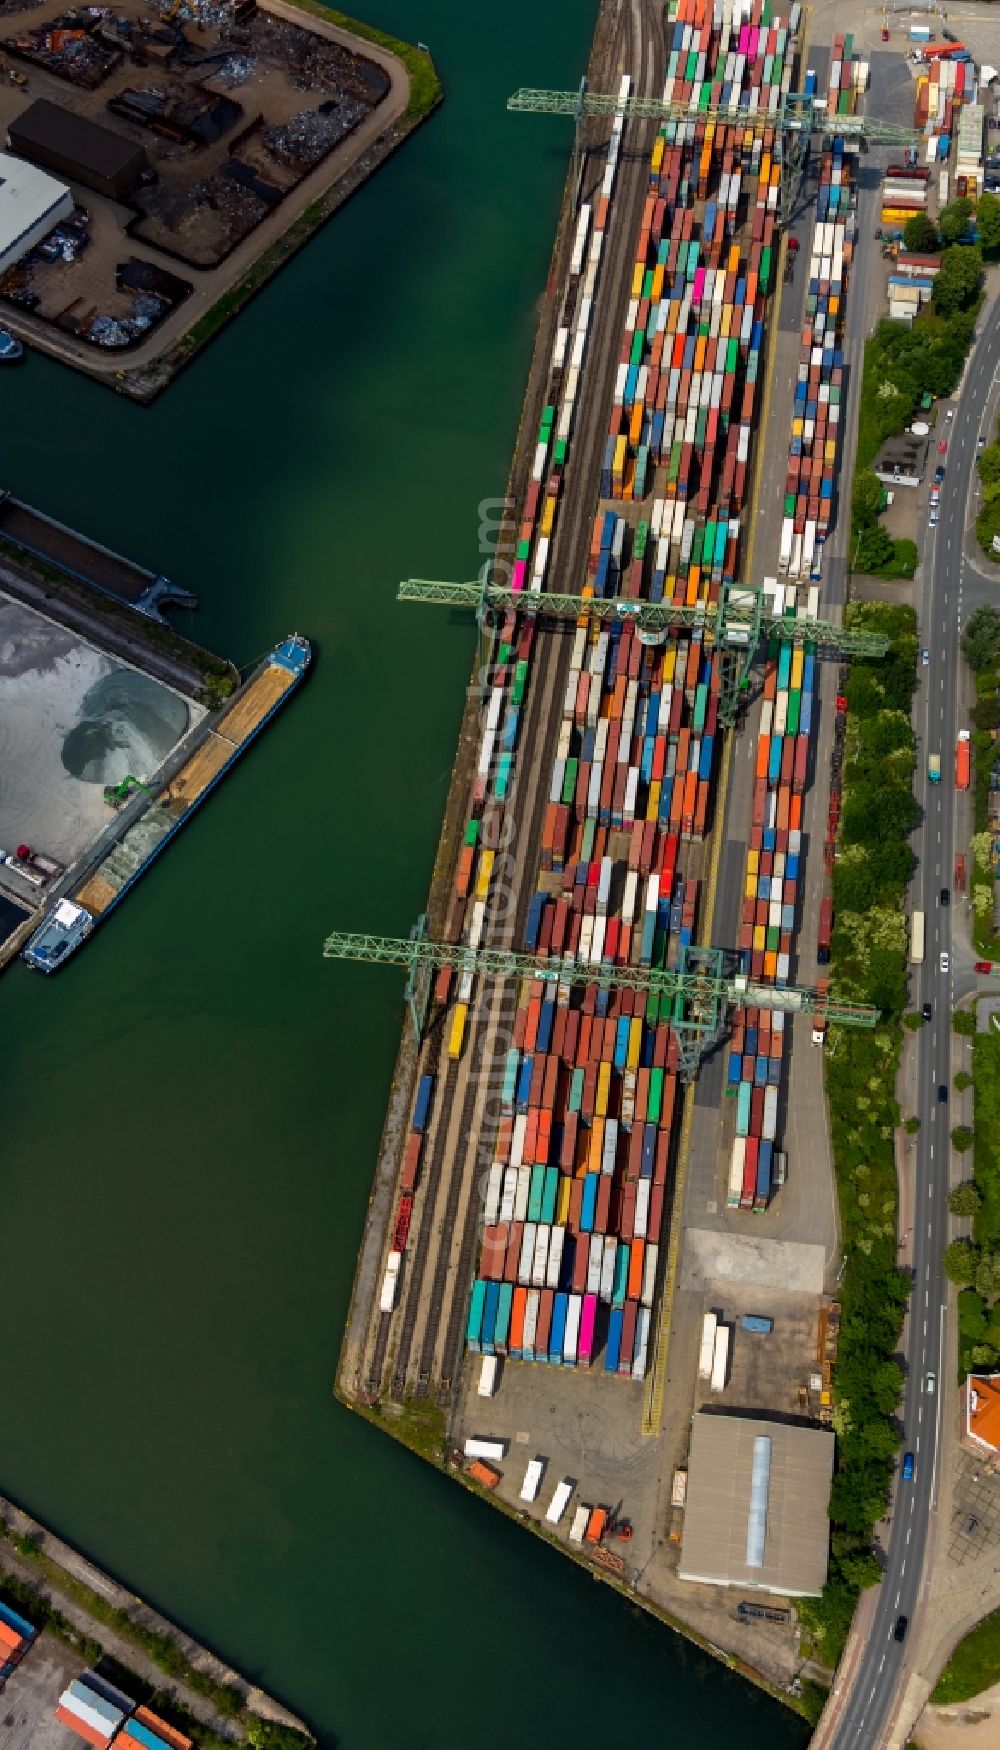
[934, 465, 945, 484]
[922, 1002, 932, 1021]
[938, 1085, 948, 1103]
[941, 887, 950, 906]
[895, 1615, 908, 1642]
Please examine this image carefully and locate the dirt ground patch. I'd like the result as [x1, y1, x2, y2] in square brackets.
[915, 1682, 1000, 1750]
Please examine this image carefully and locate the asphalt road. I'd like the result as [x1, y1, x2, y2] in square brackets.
[826, 198, 1000, 1750]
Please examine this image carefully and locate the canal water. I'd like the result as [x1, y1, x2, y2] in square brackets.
[1, 4, 809, 1747]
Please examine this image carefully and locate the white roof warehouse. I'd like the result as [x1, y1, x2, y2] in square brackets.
[679, 1411, 835, 1598]
[0, 150, 74, 277]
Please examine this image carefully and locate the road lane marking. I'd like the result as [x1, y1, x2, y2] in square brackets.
[907, 1526, 912, 1543]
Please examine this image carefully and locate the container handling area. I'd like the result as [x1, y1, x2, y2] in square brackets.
[336, 0, 909, 1689]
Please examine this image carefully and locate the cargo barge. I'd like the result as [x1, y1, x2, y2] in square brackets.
[23, 635, 310, 973]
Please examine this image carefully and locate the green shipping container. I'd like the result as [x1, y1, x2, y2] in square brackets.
[630, 331, 644, 366]
[464, 818, 479, 848]
[516, 537, 531, 561]
[634, 520, 649, 560]
[760, 246, 772, 291]
[495, 753, 512, 800]
[569, 1067, 585, 1114]
[643, 270, 654, 300]
[541, 1166, 558, 1225]
[466, 1280, 486, 1350]
[495, 1282, 513, 1352]
[562, 757, 578, 805]
[511, 660, 528, 706]
[648, 1067, 664, 1123]
[580, 816, 596, 862]
[787, 689, 801, 736]
[528, 1164, 545, 1223]
[693, 682, 708, 733]
[766, 926, 780, 952]
[784, 492, 796, 516]
[726, 337, 739, 373]
[612, 1243, 629, 1307]
[554, 438, 567, 465]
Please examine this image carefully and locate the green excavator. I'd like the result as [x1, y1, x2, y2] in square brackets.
[103, 775, 152, 808]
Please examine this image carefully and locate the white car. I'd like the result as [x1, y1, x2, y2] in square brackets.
[929, 511, 939, 527]
[922, 649, 930, 666]
[940, 951, 950, 973]
[926, 1372, 936, 1395]
[946, 409, 955, 421]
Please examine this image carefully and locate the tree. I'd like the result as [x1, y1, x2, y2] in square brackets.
[976, 1251, 1000, 1299]
[932, 243, 982, 316]
[952, 1125, 975, 1153]
[970, 1343, 999, 1367]
[961, 605, 1000, 672]
[953, 1009, 978, 1036]
[944, 1240, 978, 1285]
[949, 1182, 982, 1218]
[855, 523, 895, 574]
[905, 1116, 921, 1134]
[904, 1012, 924, 1031]
[939, 197, 974, 246]
[955, 1071, 974, 1093]
[978, 191, 1000, 258]
[853, 470, 886, 533]
[841, 1551, 884, 1590]
[903, 211, 940, 254]
[977, 442, 1000, 500]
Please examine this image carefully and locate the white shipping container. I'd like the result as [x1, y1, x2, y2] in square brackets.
[564, 1293, 582, 1364]
[531, 1223, 550, 1288]
[465, 1437, 507, 1461]
[478, 1355, 498, 1397]
[642, 1240, 659, 1306]
[587, 1234, 604, 1296]
[599, 1242, 616, 1304]
[545, 1479, 574, 1525]
[485, 1162, 503, 1226]
[710, 1325, 730, 1392]
[635, 1178, 650, 1240]
[728, 1136, 745, 1207]
[378, 1266, 398, 1312]
[568, 1504, 590, 1543]
[518, 1221, 536, 1284]
[523, 1288, 540, 1353]
[514, 1164, 530, 1221]
[546, 1225, 565, 1290]
[520, 1459, 544, 1502]
[632, 1307, 651, 1379]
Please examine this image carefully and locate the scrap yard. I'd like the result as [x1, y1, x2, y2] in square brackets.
[331, 0, 933, 1690]
[0, 0, 422, 391]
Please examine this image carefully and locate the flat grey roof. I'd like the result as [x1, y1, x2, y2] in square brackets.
[679, 1412, 835, 1598]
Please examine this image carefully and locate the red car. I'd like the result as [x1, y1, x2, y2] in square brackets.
[975, 960, 993, 974]
[938, 439, 948, 455]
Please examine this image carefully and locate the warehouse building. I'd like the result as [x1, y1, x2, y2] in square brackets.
[679, 1412, 835, 1598]
[7, 101, 147, 203]
[0, 150, 74, 275]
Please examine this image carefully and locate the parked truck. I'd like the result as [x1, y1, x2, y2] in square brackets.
[956, 730, 971, 791]
[817, 894, 833, 965]
[928, 753, 941, 783]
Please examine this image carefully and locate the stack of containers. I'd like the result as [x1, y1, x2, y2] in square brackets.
[881, 164, 930, 231]
[915, 49, 974, 168]
[0, 1598, 35, 1684]
[826, 32, 865, 118]
[462, 0, 802, 1363]
[55, 1674, 135, 1748]
[726, 641, 815, 1209]
[779, 135, 856, 580]
[956, 101, 984, 197]
[116, 1707, 193, 1750]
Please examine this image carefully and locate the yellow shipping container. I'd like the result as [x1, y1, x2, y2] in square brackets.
[745, 874, 757, 901]
[753, 925, 766, 953]
[747, 849, 759, 876]
[652, 263, 665, 301]
[631, 262, 645, 297]
[651, 135, 665, 172]
[475, 848, 495, 900]
[557, 1173, 572, 1224]
[791, 648, 804, 690]
[627, 1018, 643, 1071]
[540, 496, 555, 538]
[596, 1061, 612, 1119]
[448, 1004, 468, 1060]
[647, 778, 661, 820]
[613, 434, 628, 475]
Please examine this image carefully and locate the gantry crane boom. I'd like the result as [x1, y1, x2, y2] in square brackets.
[398, 577, 888, 725]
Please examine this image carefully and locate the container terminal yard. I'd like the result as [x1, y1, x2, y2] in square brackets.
[330, 0, 922, 1686]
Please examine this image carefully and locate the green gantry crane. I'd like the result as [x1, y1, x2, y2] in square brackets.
[398, 576, 888, 727]
[322, 923, 878, 1080]
[508, 81, 921, 221]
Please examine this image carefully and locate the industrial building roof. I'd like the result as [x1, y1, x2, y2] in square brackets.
[957, 103, 984, 162]
[8, 99, 144, 183]
[0, 150, 70, 257]
[679, 1412, 835, 1598]
[966, 1374, 1000, 1451]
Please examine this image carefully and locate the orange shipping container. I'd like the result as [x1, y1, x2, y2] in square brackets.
[511, 1284, 527, 1352]
[468, 1461, 502, 1489]
[628, 1238, 645, 1300]
[585, 1507, 608, 1543]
